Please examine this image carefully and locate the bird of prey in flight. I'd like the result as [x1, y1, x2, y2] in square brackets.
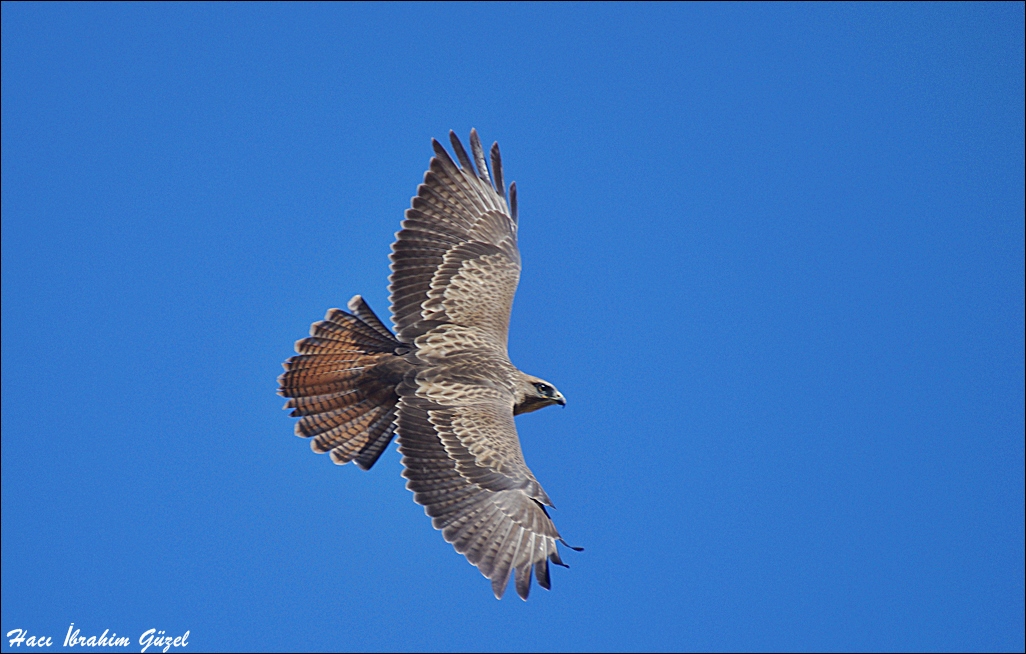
[278, 129, 578, 600]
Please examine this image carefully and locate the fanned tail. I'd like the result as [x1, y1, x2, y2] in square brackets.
[278, 295, 406, 470]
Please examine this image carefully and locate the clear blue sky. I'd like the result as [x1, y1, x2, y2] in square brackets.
[2, 3, 1023, 652]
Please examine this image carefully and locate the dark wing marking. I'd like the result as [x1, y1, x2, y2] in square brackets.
[509, 182, 518, 224]
[490, 142, 504, 201]
[449, 131, 475, 172]
[389, 129, 519, 346]
[397, 392, 567, 600]
[469, 129, 491, 185]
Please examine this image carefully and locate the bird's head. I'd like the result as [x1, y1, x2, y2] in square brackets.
[514, 374, 566, 415]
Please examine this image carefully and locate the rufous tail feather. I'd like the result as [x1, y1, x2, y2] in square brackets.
[278, 296, 404, 470]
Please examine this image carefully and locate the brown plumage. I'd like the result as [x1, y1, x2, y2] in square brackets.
[278, 129, 576, 600]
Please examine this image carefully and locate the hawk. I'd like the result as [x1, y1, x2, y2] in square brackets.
[278, 129, 578, 600]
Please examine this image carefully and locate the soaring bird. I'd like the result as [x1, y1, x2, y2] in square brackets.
[278, 129, 577, 600]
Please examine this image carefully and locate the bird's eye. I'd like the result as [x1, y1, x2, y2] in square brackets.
[535, 383, 551, 396]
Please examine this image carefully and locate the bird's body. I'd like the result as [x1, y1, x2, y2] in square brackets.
[278, 130, 574, 600]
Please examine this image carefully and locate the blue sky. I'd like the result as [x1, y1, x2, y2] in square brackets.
[2, 3, 1023, 652]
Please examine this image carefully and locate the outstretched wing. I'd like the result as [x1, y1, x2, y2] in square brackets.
[389, 131, 567, 599]
[389, 129, 520, 349]
[397, 391, 568, 600]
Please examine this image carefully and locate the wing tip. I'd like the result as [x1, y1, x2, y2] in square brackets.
[491, 570, 511, 600]
[509, 181, 518, 223]
[489, 140, 505, 200]
[449, 130, 474, 171]
[469, 128, 491, 183]
[514, 563, 532, 600]
[558, 537, 584, 552]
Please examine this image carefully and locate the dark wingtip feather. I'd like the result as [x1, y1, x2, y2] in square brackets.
[449, 130, 474, 171]
[515, 564, 532, 600]
[491, 574, 507, 600]
[550, 549, 569, 569]
[509, 182, 518, 224]
[490, 141, 505, 199]
[559, 537, 585, 552]
[431, 138, 458, 171]
[469, 128, 491, 183]
[534, 559, 551, 590]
